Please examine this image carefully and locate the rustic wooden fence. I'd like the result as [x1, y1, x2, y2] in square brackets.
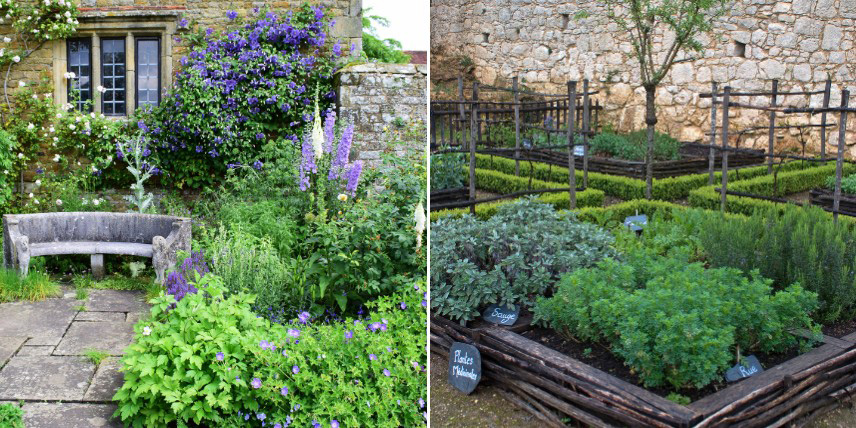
[703, 81, 856, 220]
[430, 78, 598, 213]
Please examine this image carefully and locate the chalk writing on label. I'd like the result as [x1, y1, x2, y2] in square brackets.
[482, 304, 520, 326]
[448, 342, 482, 394]
[725, 355, 764, 383]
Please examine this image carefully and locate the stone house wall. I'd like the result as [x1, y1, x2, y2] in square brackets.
[431, 0, 856, 154]
[1, 0, 362, 110]
[337, 63, 428, 164]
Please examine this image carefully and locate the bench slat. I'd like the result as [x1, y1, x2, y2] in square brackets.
[29, 241, 153, 258]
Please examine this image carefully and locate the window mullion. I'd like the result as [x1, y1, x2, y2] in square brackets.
[126, 32, 136, 116]
[92, 33, 101, 115]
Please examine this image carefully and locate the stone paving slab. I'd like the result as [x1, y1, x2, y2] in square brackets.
[0, 298, 78, 340]
[125, 311, 149, 324]
[54, 322, 135, 356]
[84, 357, 123, 402]
[16, 346, 54, 356]
[75, 312, 126, 322]
[0, 337, 26, 368]
[0, 356, 95, 400]
[20, 402, 121, 428]
[84, 289, 148, 313]
[25, 336, 62, 346]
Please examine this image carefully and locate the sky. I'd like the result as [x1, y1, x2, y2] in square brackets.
[363, 0, 429, 51]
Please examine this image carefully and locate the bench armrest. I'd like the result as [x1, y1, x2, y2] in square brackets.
[152, 219, 192, 283]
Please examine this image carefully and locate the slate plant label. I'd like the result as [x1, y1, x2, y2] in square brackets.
[574, 145, 585, 156]
[725, 355, 764, 382]
[448, 342, 481, 394]
[482, 303, 519, 326]
[624, 214, 648, 232]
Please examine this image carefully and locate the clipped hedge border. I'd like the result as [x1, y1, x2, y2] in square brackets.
[431, 168, 605, 221]
[475, 154, 815, 201]
[688, 162, 856, 217]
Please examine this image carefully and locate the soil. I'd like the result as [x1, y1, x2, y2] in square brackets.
[784, 190, 812, 204]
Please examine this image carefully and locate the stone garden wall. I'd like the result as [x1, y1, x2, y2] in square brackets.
[337, 63, 428, 164]
[431, 0, 856, 154]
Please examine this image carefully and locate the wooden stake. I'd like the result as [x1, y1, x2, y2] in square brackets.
[721, 86, 731, 212]
[768, 79, 779, 174]
[567, 81, 578, 210]
[513, 76, 521, 176]
[709, 82, 718, 185]
[834, 89, 849, 223]
[821, 78, 832, 159]
[582, 79, 591, 189]
[469, 82, 479, 215]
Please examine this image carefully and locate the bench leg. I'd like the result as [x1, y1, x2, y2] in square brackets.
[91, 254, 105, 279]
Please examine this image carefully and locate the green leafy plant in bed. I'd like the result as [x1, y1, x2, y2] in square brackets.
[533, 243, 819, 390]
[114, 273, 427, 427]
[825, 173, 856, 195]
[431, 199, 617, 322]
[0, 268, 59, 302]
[664, 206, 856, 323]
[590, 130, 681, 161]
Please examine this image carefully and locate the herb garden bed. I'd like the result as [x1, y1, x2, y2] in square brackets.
[431, 314, 856, 427]
[809, 188, 856, 217]
[490, 143, 766, 179]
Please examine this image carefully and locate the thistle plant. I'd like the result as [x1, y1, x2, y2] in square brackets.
[117, 123, 160, 214]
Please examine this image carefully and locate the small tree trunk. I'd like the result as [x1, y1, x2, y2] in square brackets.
[644, 84, 657, 199]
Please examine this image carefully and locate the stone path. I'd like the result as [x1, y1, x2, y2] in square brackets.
[0, 286, 149, 427]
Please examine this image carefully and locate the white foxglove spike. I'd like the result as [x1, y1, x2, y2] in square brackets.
[414, 202, 426, 248]
[311, 100, 324, 159]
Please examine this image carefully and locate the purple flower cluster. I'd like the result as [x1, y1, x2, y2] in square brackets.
[164, 251, 210, 305]
[323, 109, 336, 154]
[344, 161, 363, 196]
[328, 124, 353, 180]
[298, 133, 317, 191]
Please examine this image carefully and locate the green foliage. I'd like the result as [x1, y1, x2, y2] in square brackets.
[117, 130, 158, 213]
[665, 206, 856, 323]
[0, 402, 24, 428]
[431, 199, 617, 322]
[361, 9, 411, 64]
[430, 151, 466, 190]
[0, 129, 18, 212]
[114, 274, 427, 427]
[0, 268, 59, 302]
[84, 349, 110, 366]
[475, 154, 816, 201]
[429, 186, 605, 221]
[589, 131, 680, 161]
[534, 245, 819, 390]
[689, 162, 856, 216]
[825, 173, 856, 195]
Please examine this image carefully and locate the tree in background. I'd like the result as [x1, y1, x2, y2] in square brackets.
[595, 0, 728, 198]
[362, 8, 411, 64]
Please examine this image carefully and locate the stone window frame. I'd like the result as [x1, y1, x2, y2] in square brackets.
[51, 12, 178, 117]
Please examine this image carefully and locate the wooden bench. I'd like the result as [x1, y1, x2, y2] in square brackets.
[2, 212, 191, 283]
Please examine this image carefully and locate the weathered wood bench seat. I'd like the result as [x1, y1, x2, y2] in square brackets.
[2, 212, 191, 283]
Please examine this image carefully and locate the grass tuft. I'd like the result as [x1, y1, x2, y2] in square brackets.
[0, 269, 60, 303]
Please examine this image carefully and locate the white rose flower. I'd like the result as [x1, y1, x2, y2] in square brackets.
[56, 113, 62, 119]
[12, 55, 20, 63]
[75, 116, 81, 122]
[90, 112, 95, 118]
[2, 37, 10, 43]
[35, 179, 41, 186]
[66, 18, 72, 24]
[53, 154, 61, 162]
[93, 199, 101, 206]
[56, 199, 62, 206]
[33, 199, 39, 205]
[27, 123, 34, 130]
[2, 170, 7, 175]
[68, 124, 76, 130]
[49, 126, 55, 133]
[18, 80, 25, 87]
[64, 11, 71, 18]
[44, 0, 50, 5]
[97, 85, 106, 93]
[99, 114, 105, 119]
[0, 48, 4, 57]
[53, 137, 58, 142]
[17, 152, 23, 159]
[28, 193, 33, 198]
[32, 29, 39, 34]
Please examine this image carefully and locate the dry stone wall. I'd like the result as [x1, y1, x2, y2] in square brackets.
[337, 63, 428, 164]
[431, 0, 856, 154]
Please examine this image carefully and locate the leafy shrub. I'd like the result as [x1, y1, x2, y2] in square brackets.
[138, 6, 344, 188]
[205, 227, 311, 316]
[115, 274, 427, 427]
[667, 206, 856, 323]
[211, 199, 301, 259]
[431, 199, 617, 322]
[0, 402, 24, 428]
[825, 173, 856, 195]
[0, 129, 18, 213]
[534, 246, 819, 390]
[590, 131, 681, 161]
